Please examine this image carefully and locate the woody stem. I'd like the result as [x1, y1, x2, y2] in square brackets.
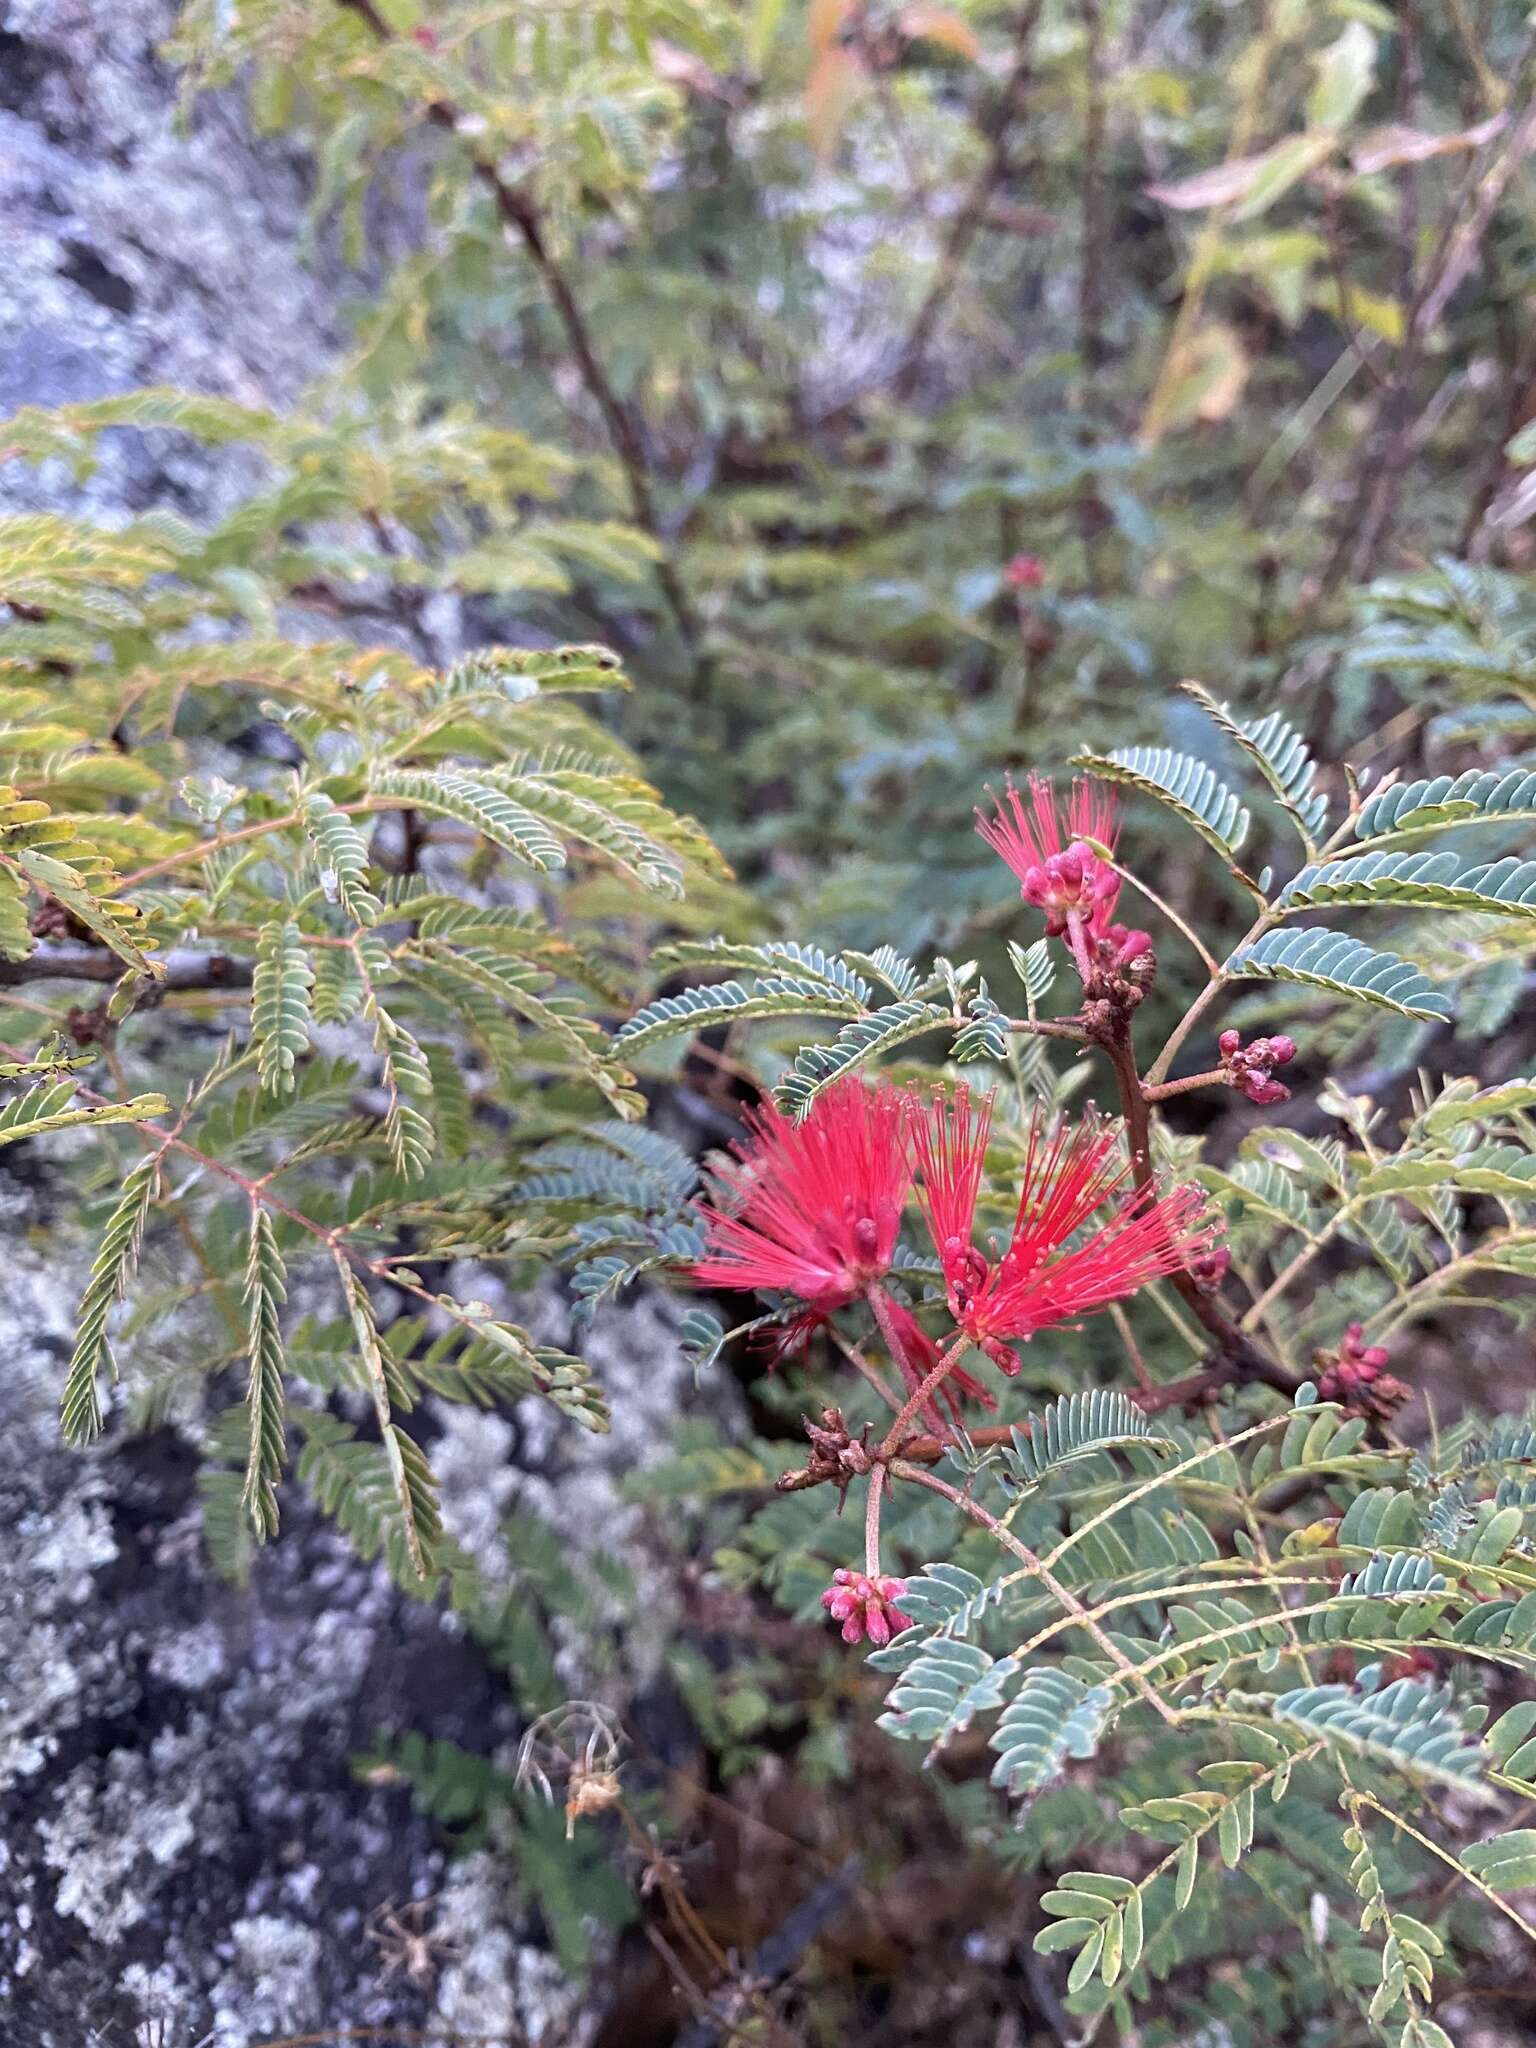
[876, 1320, 976, 1459]
[1100, 1019, 1299, 1402]
[864, 1463, 885, 1577]
[1140, 1067, 1229, 1103]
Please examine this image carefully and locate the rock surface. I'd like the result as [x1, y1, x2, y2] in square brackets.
[0, 7, 713, 2039]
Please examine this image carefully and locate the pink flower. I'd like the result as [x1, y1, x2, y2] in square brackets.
[1004, 553, 1047, 590]
[822, 1568, 912, 1647]
[907, 1084, 1217, 1374]
[976, 776, 1122, 942]
[691, 1079, 909, 1313]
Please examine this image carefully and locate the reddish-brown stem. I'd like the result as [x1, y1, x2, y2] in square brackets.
[864, 1463, 885, 1577]
[1064, 910, 1095, 987]
[828, 1327, 903, 1414]
[872, 1302, 974, 1457]
[1141, 1067, 1229, 1104]
[1100, 1024, 1299, 1402]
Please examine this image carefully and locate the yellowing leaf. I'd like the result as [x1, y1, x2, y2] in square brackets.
[1146, 322, 1249, 437]
[898, 6, 980, 60]
[1314, 278, 1404, 344]
[805, 46, 864, 161]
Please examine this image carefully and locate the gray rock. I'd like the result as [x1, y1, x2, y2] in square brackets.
[0, 4, 734, 2039]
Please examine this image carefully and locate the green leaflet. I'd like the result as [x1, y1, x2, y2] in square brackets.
[1001, 1389, 1168, 1486]
[1224, 927, 1452, 1019]
[1071, 743, 1251, 858]
[0, 1080, 169, 1148]
[61, 1151, 163, 1444]
[616, 976, 864, 1053]
[252, 919, 315, 1093]
[1272, 1679, 1493, 1797]
[990, 1670, 1114, 1800]
[1183, 682, 1329, 848]
[371, 767, 568, 871]
[774, 999, 950, 1118]
[1353, 766, 1536, 845]
[303, 791, 381, 926]
[1279, 849, 1536, 921]
[241, 1206, 288, 1541]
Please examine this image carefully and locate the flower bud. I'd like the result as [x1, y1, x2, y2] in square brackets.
[1189, 1246, 1231, 1293]
[1218, 1029, 1241, 1058]
[821, 1568, 912, 1647]
[1242, 1074, 1291, 1106]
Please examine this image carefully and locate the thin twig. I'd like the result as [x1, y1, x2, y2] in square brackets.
[891, 1, 1045, 397]
[890, 1458, 1180, 1724]
[331, 0, 702, 661]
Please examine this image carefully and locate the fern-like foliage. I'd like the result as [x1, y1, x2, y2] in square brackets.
[1071, 744, 1252, 858]
[1279, 849, 1536, 920]
[1224, 927, 1452, 1018]
[0, 423, 733, 1572]
[1183, 682, 1329, 849]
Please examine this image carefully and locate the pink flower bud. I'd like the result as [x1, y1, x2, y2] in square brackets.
[1218, 1030, 1241, 1058]
[1004, 553, 1047, 590]
[1268, 1035, 1296, 1065]
[821, 1568, 912, 1647]
[1242, 1074, 1291, 1106]
[1190, 1245, 1231, 1293]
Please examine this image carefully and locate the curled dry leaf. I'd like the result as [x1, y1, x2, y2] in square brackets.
[1351, 112, 1507, 175]
[1148, 133, 1337, 220]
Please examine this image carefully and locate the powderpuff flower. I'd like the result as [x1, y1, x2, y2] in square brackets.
[690, 1079, 909, 1314]
[977, 775, 1123, 944]
[822, 1568, 912, 1647]
[907, 1085, 1217, 1374]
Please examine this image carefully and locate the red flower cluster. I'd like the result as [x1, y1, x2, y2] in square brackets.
[1218, 1029, 1297, 1107]
[691, 1079, 907, 1316]
[821, 1568, 912, 1646]
[691, 1078, 1218, 1385]
[976, 777, 1150, 976]
[689, 1079, 990, 1419]
[908, 1085, 1215, 1376]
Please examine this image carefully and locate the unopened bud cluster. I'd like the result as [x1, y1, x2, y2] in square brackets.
[1316, 1323, 1410, 1420]
[1218, 1029, 1296, 1106]
[821, 1568, 912, 1647]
